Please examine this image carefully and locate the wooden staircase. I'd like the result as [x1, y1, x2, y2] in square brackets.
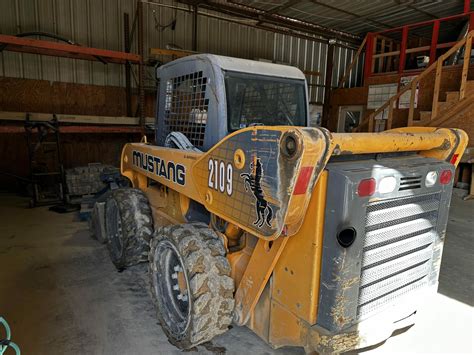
[355, 30, 474, 132]
[415, 81, 474, 127]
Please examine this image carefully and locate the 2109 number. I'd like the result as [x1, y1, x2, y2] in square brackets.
[208, 159, 233, 196]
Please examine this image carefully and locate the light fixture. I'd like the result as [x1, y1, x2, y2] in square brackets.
[425, 171, 438, 187]
[378, 176, 397, 194]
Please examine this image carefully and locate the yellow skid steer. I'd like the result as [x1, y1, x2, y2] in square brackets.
[97, 54, 467, 353]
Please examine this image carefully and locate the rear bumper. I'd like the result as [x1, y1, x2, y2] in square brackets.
[308, 284, 437, 354]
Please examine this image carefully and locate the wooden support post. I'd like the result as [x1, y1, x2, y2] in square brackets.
[430, 20, 440, 65]
[124, 12, 132, 118]
[192, 4, 198, 51]
[138, 0, 145, 126]
[378, 38, 385, 73]
[460, 35, 472, 100]
[322, 41, 335, 128]
[432, 60, 443, 120]
[388, 40, 393, 71]
[399, 26, 409, 73]
[368, 113, 375, 132]
[408, 80, 417, 126]
[387, 99, 394, 130]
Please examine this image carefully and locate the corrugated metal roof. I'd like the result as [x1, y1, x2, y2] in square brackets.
[232, 0, 468, 36]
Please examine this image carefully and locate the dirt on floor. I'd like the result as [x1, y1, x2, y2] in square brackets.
[0, 191, 472, 354]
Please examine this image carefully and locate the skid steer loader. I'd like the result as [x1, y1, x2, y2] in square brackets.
[97, 54, 467, 353]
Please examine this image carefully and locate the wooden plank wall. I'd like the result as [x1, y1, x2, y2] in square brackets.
[0, 77, 156, 117]
[0, 76, 157, 188]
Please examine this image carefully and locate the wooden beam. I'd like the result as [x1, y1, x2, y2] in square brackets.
[303, 70, 321, 76]
[338, 35, 367, 87]
[407, 80, 417, 126]
[431, 60, 443, 120]
[386, 99, 394, 130]
[322, 42, 335, 128]
[149, 48, 196, 58]
[459, 34, 472, 99]
[373, 50, 400, 59]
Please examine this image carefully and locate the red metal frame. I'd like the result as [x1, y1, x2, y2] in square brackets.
[0, 34, 141, 64]
[429, 20, 440, 65]
[465, 0, 471, 14]
[364, 6, 474, 79]
[378, 11, 473, 33]
[398, 26, 409, 74]
[364, 33, 374, 80]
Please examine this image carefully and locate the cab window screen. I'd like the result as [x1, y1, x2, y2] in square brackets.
[224, 71, 307, 131]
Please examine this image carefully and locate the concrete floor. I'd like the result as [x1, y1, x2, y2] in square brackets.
[0, 191, 472, 354]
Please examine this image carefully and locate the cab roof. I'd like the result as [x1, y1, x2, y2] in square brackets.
[157, 53, 306, 80]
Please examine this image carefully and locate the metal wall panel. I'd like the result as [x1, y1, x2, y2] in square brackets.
[0, 0, 360, 102]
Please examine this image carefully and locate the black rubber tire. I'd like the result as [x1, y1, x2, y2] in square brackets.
[90, 202, 108, 244]
[105, 188, 153, 269]
[149, 223, 235, 349]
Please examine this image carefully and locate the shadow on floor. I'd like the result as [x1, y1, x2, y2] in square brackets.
[437, 193, 474, 306]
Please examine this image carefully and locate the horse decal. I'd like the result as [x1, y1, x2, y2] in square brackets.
[240, 158, 273, 228]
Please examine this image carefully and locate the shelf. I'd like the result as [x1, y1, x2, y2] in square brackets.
[0, 34, 141, 64]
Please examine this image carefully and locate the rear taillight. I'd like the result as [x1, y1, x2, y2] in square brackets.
[358, 178, 376, 197]
[439, 170, 453, 185]
[293, 166, 314, 195]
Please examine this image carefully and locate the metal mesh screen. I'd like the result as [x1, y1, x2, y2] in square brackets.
[163, 71, 209, 148]
[357, 192, 441, 319]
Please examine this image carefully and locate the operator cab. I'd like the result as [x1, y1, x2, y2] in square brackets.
[155, 54, 309, 151]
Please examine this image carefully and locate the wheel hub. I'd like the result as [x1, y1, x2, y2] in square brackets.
[153, 240, 191, 337]
[173, 265, 188, 301]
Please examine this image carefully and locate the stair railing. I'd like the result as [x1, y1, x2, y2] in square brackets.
[355, 30, 474, 132]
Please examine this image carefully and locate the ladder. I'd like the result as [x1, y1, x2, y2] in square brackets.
[24, 114, 65, 207]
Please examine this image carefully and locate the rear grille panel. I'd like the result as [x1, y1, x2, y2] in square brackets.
[357, 192, 441, 319]
[317, 157, 453, 334]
